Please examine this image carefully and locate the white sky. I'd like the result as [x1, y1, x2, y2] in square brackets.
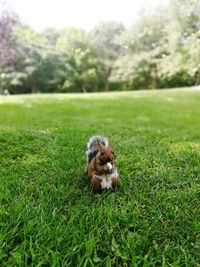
[3, 0, 169, 31]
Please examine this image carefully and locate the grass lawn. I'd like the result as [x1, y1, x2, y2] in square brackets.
[0, 88, 200, 266]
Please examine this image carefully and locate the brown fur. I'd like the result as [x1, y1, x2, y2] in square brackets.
[90, 177, 101, 193]
[111, 178, 118, 190]
[87, 142, 118, 193]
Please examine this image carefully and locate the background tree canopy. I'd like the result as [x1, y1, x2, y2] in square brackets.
[0, 0, 200, 94]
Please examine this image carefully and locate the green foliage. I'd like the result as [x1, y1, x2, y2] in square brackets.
[54, 28, 99, 92]
[90, 22, 124, 91]
[0, 89, 200, 265]
[0, 1, 200, 94]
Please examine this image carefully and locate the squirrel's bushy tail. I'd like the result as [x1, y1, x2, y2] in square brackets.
[86, 135, 108, 164]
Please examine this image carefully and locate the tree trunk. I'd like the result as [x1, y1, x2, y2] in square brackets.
[94, 80, 98, 92]
[151, 64, 158, 89]
[82, 81, 87, 93]
[31, 86, 38, 93]
[152, 75, 157, 89]
[196, 71, 200, 86]
[105, 67, 112, 91]
[105, 80, 110, 92]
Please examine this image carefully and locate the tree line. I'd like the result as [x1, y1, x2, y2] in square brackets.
[0, 0, 200, 94]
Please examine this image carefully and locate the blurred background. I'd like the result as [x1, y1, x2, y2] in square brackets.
[0, 0, 199, 94]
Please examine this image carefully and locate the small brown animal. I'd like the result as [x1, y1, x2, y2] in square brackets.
[86, 136, 119, 193]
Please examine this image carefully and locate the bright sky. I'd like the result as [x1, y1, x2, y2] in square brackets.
[3, 0, 169, 31]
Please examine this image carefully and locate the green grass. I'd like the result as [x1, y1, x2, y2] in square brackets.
[0, 88, 200, 266]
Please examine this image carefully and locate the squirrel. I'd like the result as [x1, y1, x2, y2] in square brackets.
[86, 135, 119, 193]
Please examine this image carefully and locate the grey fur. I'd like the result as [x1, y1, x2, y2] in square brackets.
[86, 135, 109, 164]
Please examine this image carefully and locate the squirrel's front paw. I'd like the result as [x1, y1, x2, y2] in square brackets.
[103, 162, 112, 172]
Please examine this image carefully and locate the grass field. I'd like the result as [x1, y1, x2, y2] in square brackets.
[0, 88, 200, 266]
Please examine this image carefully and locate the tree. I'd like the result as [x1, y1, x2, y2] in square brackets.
[90, 22, 125, 91]
[42, 28, 61, 46]
[0, 0, 199, 94]
[0, 8, 20, 92]
[111, 9, 168, 89]
[56, 28, 98, 92]
[111, 1, 200, 89]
